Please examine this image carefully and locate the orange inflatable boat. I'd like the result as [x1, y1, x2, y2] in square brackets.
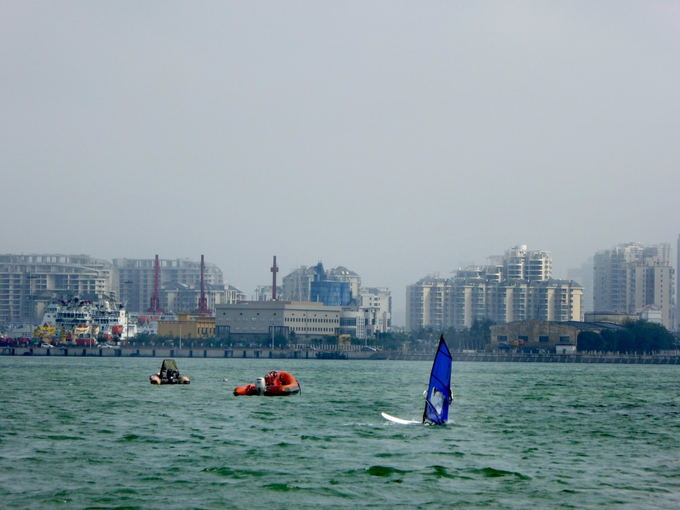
[233, 370, 300, 396]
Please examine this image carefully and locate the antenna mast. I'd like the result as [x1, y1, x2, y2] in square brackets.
[271, 256, 279, 300]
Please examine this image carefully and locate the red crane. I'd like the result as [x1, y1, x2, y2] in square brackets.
[147, 254, 164, 314]
[195, 254, 211, 315]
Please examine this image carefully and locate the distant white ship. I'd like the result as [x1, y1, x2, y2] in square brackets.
[37, 297, 137, 343]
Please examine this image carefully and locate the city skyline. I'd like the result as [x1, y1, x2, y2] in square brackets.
[2, 237, 676, 329]
[2, 3, 678, 326]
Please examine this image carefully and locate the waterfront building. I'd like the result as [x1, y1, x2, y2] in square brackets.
[593, 243, 675, 330]
[359, 287, 392, 334]
[338, 308, 367, 339]
[215, 301, 341, 341]
[406, 246, 583, 331]
[489, 319, 625, 352]
[157, 313, 216, 340]
[0, 254, 118, 324]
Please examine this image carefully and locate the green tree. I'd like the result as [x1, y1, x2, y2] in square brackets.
[616, 329, 635, 353]
[600, 329, 618, 352]
[623, 320, 676, 353]
[578, 331, 604, 352]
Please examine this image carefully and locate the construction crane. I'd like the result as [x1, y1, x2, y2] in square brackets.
[195, 254, 211, 316]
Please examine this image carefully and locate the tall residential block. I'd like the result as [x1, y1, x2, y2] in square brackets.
[593, 242, 675, 330]
[406, 246, 582, 331]
[0, 254, 118, 323]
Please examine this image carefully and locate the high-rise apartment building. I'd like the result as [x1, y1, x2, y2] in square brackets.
[406, 276, 447, 331]
[593, 242, 675, 330]
[0, 254, 118, 323]
[406, 246, 583, 331]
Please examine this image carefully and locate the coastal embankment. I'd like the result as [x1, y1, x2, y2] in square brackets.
[2, 346, 679, 364]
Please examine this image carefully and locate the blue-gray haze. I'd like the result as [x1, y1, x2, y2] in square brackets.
[1, 2, 678, 323]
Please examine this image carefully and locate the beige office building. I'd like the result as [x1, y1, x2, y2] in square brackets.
[215, 301, 341, 340]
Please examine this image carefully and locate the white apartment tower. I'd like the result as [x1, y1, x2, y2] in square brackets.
[406, 276, 447, 331]
[593, 242, 675, 330]
[406, 246, 582, 331]
[497, 245, 552, 281]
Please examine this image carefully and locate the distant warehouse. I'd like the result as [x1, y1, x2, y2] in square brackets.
[489, 319, 626, 352]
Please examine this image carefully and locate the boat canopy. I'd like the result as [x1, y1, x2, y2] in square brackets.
[160, 359, 179, 373]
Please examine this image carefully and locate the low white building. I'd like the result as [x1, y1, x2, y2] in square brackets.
[556, 344, 576, 355]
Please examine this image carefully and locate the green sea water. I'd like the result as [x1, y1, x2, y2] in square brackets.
[0, 357, 678, 509]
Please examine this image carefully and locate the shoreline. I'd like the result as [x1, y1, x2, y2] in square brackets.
[2, 346, 679, 364]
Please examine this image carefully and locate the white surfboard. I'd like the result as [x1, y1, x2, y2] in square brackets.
[381, 412, 422, 426]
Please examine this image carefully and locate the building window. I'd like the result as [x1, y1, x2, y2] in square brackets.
[539, 336, 549, 343]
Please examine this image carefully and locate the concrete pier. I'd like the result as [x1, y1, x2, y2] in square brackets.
[1, 346, 679, 364]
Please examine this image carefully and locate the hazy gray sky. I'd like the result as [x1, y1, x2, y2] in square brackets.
[2, 1, 678, 323]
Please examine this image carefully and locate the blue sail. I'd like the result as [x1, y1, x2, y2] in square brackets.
[422, 335, 452, 425]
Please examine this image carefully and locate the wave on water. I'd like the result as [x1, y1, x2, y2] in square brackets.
[1, 358, 679, 509]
